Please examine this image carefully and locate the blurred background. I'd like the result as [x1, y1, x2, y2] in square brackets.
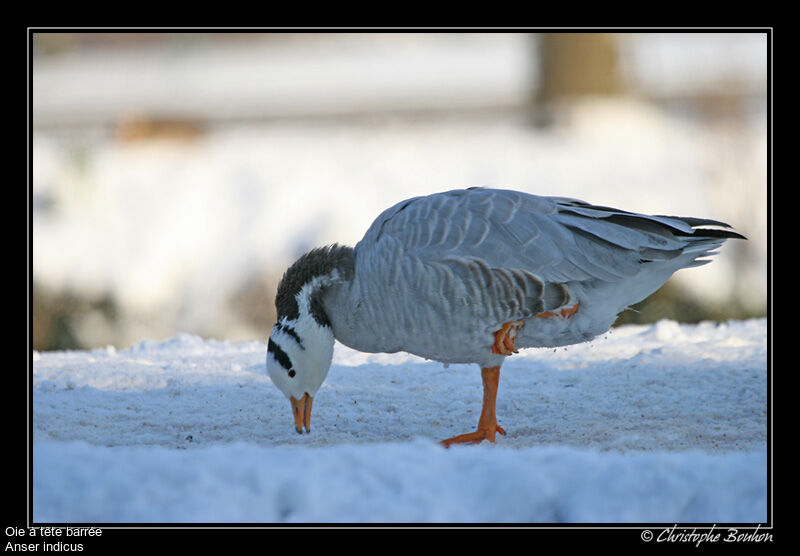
[31, 32, 768, 351]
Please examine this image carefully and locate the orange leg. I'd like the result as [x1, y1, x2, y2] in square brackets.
[441, 366, 506, 447]
[491, 320, 524, 355]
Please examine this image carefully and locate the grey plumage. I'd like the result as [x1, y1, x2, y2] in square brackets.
[317, 187, 743, 367]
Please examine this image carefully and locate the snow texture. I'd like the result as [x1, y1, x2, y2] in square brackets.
[33, 319, 767, 524]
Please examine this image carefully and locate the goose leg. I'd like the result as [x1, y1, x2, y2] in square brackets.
[441, 366, 505, 447]
[491, 320, 524, 355]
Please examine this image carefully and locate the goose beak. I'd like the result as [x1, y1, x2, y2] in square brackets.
[290, 393, 313, 433]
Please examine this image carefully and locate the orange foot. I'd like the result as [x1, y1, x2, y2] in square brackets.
[441, 422, 506, 447]
[491, 320, 524, 355]
[441, 366, 506, 447]
[534, 303, 580, 319]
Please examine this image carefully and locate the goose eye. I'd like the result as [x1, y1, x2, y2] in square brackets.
[288, 370, 296, 378]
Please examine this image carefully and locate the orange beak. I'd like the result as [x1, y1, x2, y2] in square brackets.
[290, 393, 313, 434]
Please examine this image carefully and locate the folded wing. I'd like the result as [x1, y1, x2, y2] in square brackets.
[356, 187, 743, 322]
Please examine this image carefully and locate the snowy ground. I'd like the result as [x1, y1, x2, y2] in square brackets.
[32, 318, 768, 524]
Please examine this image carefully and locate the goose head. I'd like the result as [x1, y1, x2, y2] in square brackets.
[266, 245, 354, 433]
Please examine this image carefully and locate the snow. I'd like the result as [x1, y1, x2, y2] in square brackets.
[33, 318, 768, 523]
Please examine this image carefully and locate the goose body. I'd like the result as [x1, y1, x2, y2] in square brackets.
[266, 187, 744, 444]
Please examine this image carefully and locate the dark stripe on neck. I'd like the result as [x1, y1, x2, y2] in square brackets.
[277, 322, 304, 349]
[310, 293, 331, 328]
[267, 338, 293, 372]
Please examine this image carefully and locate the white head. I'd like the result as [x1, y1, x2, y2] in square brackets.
[265, 245, 354, 434]
[267, 314, 334, 433]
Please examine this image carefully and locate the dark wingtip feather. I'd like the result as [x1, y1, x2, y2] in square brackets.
[653, 214, 747, 240]
[691, 227, 748, 241]
[656, 215, 735, 229]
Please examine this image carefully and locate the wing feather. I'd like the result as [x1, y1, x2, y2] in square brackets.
[356, 187, 742, 323]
